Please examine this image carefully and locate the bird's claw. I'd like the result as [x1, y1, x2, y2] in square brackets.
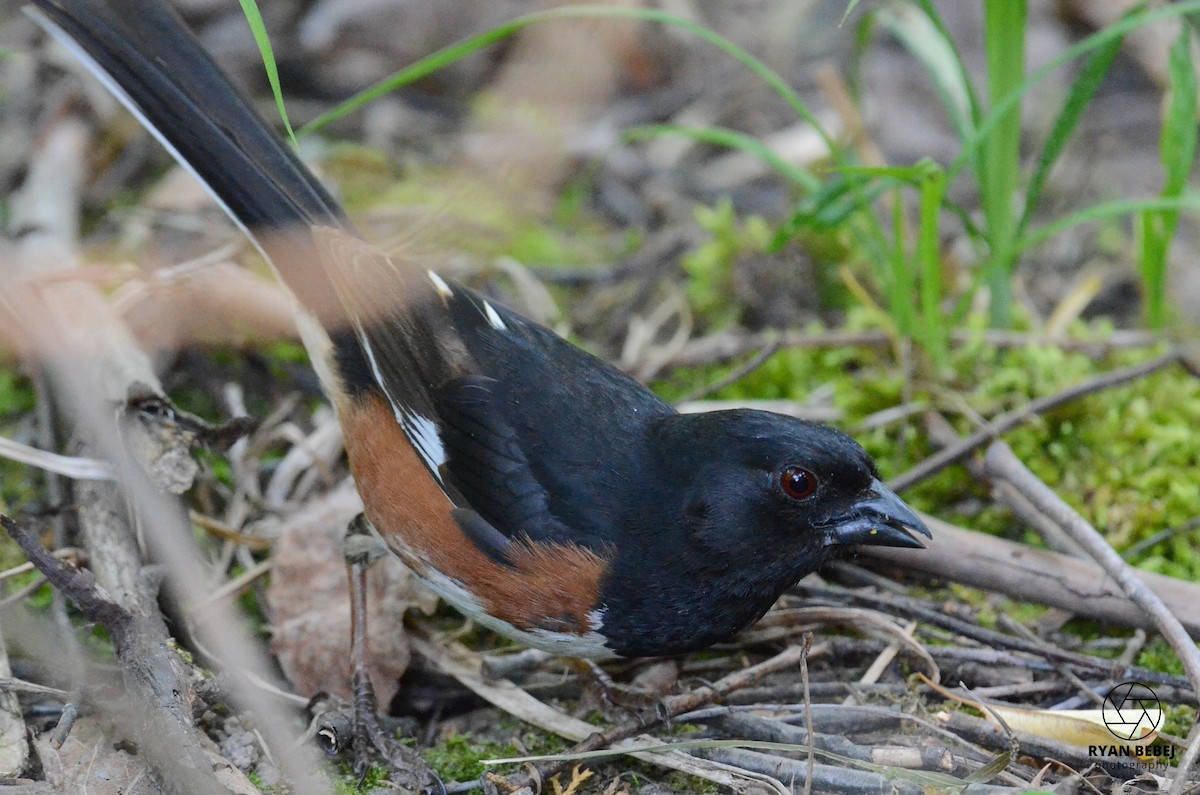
[350, 668, 443, 793]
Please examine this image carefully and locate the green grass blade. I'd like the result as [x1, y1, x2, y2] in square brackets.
[1141, 20, 1199, 328]
[887, 185, 916, 336]
[772, 176, 892, 250]
[1017, 9, 1131, 240]
[941, 195, 986, 252]
[983, 1, 1200, 331]
[840, 0, 865, 27]
[1019, 194, 1200, 255]
[916, 160, 947, 370]
[298, 6, 835, 152]
[915, 0, 983, 125]
[878, 1, 977, 143]
[979, 0, 1027, 327]
[622, 125, 820, 191]
[950, 0, 1200, 187]
[1137, 210, 1166, 326]
[1160, 26, 1198, 200]
[237, 0, 297, 148]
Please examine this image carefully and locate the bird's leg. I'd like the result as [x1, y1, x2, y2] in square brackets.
[344, 514, 441, 793]
[580, 658, 617, 698]
[573, 659, 663, 722]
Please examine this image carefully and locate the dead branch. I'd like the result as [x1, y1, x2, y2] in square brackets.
[793, 580, 1131, 673]
[1, 514, 223, 794]
[1170, 720, 1200, 795]
[982, 441, 1200, 702]
[692, 747, 928, 795]
[710, 712, 956, 773]
[676, 334, 781, 402]
[516, 643, 815, 789]
[860, 516, 1200, 640]
[921, 411, 1089, 558]
[6, 116, 230, 795]
[0, 586, 29, 778]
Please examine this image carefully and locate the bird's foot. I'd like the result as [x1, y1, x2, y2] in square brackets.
[576, 659, 674, 722]
[350, 670, 442, 793]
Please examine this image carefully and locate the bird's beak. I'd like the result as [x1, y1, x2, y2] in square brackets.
[824, 479, 931, 549]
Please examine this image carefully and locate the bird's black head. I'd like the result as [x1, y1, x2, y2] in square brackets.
[601, 408, 931, 657]
[650, 409, 930, 563]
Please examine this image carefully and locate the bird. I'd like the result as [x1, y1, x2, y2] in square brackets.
[29, 0, 930, 662]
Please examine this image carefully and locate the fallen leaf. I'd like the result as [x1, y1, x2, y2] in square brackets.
[268, 481, 436, 704]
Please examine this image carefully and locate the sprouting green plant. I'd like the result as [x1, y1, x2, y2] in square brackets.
[1138, 21, 1198, 329]
[885, 0, 1200, 329]
[236, 0, 1200, 358]
[789, 160, 952, 371]
[236, 0, 296, 147]
[977, 0, 1027, 327]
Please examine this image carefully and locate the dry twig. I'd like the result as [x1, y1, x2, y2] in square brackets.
[1170, 720, 1200, 795]
[983, 441, 1200, 701]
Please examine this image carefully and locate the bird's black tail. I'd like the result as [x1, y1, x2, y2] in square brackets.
[29, 0, 348, 258]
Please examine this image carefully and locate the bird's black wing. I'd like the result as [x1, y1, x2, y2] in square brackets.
[343, 277, 675, 553]
[450, 293, 677, 547]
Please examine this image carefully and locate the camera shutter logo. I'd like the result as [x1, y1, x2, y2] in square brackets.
[1102, 682, 1162, 742]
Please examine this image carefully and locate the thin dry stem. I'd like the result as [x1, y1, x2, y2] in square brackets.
[983, 441, 1200, 701]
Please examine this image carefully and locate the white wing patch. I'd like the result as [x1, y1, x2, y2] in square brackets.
[357, 333, 446, 480]
[427, 269, 453, 299]
[482, 300, 508, 331]
[403, 412, 445, 473]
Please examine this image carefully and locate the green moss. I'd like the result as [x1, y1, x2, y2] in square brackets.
[264, 341, 312, 385]
[681, 201, 773, 327]
[170, 384, 221, 422]
[196, 450, 235, 490]
[422, 734, 518, 783]
[236, 576, 269, 637]
[319, 143, 402, 216]
[415, 726, 571, 785]
[1137, 638, 1186, 679]
[332, 761, 390, 794]
[618, 759, 722, 794]
[970, 594, 1047, 630]
[0, 534, 32, 578]
[517, 729, 570, 757]
[0, 369, 34, 416]
[22, 579, 53, 611]
[1160, 703, 1197, 741]
[244, 771, 289, 794]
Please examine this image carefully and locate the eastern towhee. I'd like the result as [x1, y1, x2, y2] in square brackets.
[30, 0, 930, 660]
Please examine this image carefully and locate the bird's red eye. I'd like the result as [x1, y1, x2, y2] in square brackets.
[780, 466, 818, 500]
